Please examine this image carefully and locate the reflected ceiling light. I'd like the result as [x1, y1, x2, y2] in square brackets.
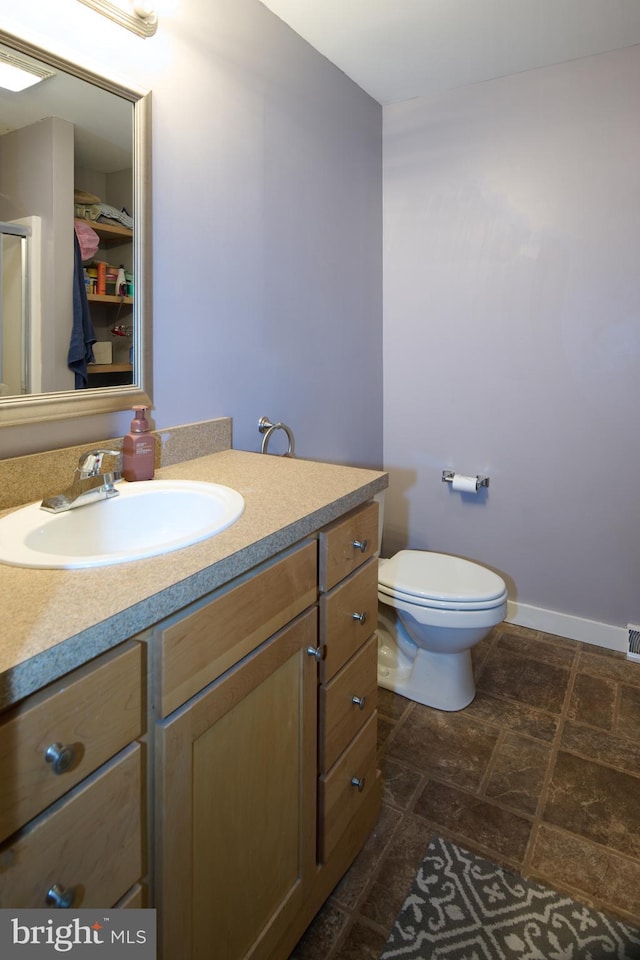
[77, 0, 158, 38]
[0, 46, 56, 92]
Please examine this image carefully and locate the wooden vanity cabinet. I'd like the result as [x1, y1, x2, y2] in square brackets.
[0, 495, 382, 954]
[153, 541, 319, 960]
[266, 502, 382, 956]
[0, 641, 145, 909]
[152, 503, 382, 960]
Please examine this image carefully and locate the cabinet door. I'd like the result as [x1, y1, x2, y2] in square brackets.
[155, 609, 317, 960]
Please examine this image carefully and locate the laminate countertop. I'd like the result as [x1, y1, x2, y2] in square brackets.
[0, 450, 387, 710]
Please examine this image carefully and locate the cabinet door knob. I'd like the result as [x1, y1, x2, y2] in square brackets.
[44, 742, 77, 775]
[351, 776, 366, 792]
[306, 645, 324, 662]
[352, 695, 367, 710]
[352, 539, 368, 553]
[352, 611, 367, 625]
[46, 883, 77, 909]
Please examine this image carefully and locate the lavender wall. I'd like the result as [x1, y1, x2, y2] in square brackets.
[383, 45, 640, 637]
[4, 3, 638, 640]
[0, 0, 383, 469]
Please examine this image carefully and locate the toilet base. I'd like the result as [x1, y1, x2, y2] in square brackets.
[377, 618, 476, 711]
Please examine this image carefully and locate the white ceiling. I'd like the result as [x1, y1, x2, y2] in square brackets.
[0, 43, 132, 172]
[258, 0, 640, 104]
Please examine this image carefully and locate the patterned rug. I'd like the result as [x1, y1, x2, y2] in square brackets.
[380, 837, 640, 959]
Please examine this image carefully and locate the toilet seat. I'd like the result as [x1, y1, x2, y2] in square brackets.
[378, 550, 507, 611]
[378, 585, 507, 611]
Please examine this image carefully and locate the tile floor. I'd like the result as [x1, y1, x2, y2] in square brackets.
[291, 622, 640, 960]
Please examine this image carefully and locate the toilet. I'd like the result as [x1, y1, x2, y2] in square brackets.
[375, 498, 507, 711]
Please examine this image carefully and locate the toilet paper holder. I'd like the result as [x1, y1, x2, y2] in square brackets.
[442, 470, 490, 490]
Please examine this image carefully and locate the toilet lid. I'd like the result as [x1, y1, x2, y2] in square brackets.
[378, 584, 507, 611]
[378, 550, 507, 605]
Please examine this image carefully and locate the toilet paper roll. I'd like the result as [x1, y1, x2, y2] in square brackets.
[451, 474, 478, 493]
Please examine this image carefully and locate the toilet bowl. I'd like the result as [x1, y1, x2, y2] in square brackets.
[377, 550, 507, 711]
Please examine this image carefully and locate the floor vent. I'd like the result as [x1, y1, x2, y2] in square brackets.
[627, 625, 640, 663]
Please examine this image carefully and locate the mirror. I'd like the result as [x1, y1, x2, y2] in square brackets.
[0, 30, 151, 427]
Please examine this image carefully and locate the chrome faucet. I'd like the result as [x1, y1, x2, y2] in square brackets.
[40, 449, 122, 513]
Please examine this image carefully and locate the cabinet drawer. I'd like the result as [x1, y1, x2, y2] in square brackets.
[0, 744, 142, 909]
[318, 501, 378, 592]
[318, 713, 378, 863]
[319, 558, 378, 681]
[319, 634, 378, 773]
[0, 643, 142, 844]
[156, 540, 317, 717]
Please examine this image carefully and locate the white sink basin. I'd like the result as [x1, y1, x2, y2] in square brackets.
[0, 479, 245, 569]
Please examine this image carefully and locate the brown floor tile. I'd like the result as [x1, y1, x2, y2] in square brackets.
[579, 644, 630, 661]
[568, 673, 616, 729]
[380, 757, 423, 809]
[377, 688, 412, 722]
[618, 684, 640, 740]
[471, 631, 496, 672]
[484, 732, 551, 816]
[377, 715, 395, 753]
[579, 648, 640, 687]
[331, 804, 403, 911]
[357, 814, 433, 932]
[494, 623, 543, 641]
[477, 646, 571, 713]
[543, 751, 640, 859]
[560, 720, 640, 776]
[293, 630, 640, 958]
[530, 824, 640, 921]
[498, 630, 578, 666]
[386, 704, 499, 792]
[465, 690, 559, 742]
[290, 902, 349, 960]
[413, 779, 532, 865]
[332, 920, 387, 960]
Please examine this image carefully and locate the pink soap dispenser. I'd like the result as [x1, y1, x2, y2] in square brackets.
[123, 406, 157, 481]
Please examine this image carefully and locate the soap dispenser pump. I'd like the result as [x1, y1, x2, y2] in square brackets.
[123, 406, 157, 481]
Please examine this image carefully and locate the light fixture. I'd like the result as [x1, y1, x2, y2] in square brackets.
[0, 46, 56, 92]
[77, 0, 158, 38]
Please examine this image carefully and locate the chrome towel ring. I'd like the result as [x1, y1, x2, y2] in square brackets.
[258, 416, 296, 457]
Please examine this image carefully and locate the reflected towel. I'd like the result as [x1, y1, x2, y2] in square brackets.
[67, 233, 97, 388]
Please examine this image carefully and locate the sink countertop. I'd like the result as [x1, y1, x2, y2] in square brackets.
[0, 449, 387, 710]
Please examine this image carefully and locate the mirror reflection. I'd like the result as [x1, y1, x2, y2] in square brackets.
[0, 36, 143, 404]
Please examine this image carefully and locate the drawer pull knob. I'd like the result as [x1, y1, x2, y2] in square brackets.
[306, 645, 324, 662]
[46, 883, 77, 909]
[351, 775, 366, 792]
[44, 742, 77, 775]
[352, 538, 368, 553]
[352, 611, 367, 625]
[352, 695, 367, 710]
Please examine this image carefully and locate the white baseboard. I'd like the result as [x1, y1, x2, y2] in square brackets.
[506, 601, 627, 653]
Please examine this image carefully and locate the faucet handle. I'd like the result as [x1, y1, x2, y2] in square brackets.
[78, 448, 121, 478]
